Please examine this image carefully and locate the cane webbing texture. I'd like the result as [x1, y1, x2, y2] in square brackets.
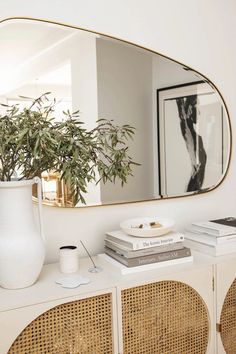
[220, 278, 236, 354]
[121, 280, 209, 354]
[8, 293, 113, 354]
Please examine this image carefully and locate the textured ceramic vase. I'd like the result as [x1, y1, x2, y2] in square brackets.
[0, 177, 45, 289]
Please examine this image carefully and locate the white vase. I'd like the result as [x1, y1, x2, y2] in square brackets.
[0, 177, 45, 289]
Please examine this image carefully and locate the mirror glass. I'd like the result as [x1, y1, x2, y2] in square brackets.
[0, 19, 231, 207]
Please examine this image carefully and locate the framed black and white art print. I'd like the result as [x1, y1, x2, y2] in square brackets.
[157, 81, 229, 197]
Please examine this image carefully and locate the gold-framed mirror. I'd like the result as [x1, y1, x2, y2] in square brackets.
[0, 18, 231, 207]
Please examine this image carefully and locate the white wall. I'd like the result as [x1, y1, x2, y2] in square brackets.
[97, 38, 154, 203]
[153, 55, 201, 90]
[70, 32, 102, 205]
[1, 0, 236, 263]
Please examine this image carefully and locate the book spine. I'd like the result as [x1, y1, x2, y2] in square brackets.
[184, 233, 216, 245]
[105, 240, 184, 258]
[98, 253, 193, 275]
[129, 247, 191, 266]
[184, 238, 236, 256]
[105, 247, 191, 267]
[106, 233, 184, 250]
[183, 239, 216, 256]
[216, 234, 236, 244]
[185, 232, 236, 245]
[192, 222, 236, 236]
[191, 225, 220, 236]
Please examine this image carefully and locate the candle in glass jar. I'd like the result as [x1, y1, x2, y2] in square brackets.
[59, 246, 79, 273]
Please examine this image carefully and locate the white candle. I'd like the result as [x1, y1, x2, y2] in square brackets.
[59, 246, 79, 273]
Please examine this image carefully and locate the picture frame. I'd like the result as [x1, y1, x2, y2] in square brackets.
[157, 81, 229, 197]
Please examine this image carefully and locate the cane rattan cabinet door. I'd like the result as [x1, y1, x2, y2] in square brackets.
[216, 257, 236, 354]
[7, 292, 114, 354]
[121, 280, 210, 354]
[219, 279, 236, 354]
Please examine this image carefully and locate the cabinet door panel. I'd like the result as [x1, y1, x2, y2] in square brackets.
[117, 266, 214, 354]
[0, 289, 117, 354]
[216, 258, 236, 354]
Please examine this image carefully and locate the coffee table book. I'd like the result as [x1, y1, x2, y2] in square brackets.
[105, 239, 184, 258]
[184, 238, 236, 256]
[98, 253, 193, 275]
[191, 217, 236, 236]
[105, 230, 184, 250]
[185, 231, 236, 245]
[105, 246, 191, 267]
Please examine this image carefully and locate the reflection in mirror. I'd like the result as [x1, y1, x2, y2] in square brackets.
[157, 81, 230, 197]
[0, 19, 231, 207]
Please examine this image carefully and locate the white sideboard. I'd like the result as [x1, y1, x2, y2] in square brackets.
[0, 251, 236, 354]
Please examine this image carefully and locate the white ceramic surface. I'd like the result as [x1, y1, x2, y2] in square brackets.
[55, 274, 90, 288]
[120, 217, 175, 237]
[59, 246, 79, 274]
[0, 178, 45, 289]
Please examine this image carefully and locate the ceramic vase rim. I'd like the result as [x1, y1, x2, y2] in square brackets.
[0, 178, 36, 188]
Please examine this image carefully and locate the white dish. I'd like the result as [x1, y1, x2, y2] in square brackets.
[55, 274, 90, 288]
[120, 217, 175, 237]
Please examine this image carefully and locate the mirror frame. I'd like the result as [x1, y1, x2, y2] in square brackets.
[0, 16, 232, 208]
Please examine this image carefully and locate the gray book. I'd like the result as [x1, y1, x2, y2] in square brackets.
[105, 246, 191, 267]
[105, 239, 184, 258]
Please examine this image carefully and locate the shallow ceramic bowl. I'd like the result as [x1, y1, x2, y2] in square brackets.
[120, 217, 175, 237]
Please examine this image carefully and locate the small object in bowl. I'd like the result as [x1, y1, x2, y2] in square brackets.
[134, 221, 163, 229]
[120, 217, 175, 237]
[150, 221, 162, 228]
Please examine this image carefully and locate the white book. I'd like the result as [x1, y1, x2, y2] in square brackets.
[191, 220, 236, 236]
[105, 239, 184, 258]
[98, 253, 193, 275]
[184, 238, 236, 256]
[105, 230, 184, 250]
[185, 231, 236, 245]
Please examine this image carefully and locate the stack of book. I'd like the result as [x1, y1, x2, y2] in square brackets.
[103, 229, 192, 272]
[184, 217, 236, 256]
